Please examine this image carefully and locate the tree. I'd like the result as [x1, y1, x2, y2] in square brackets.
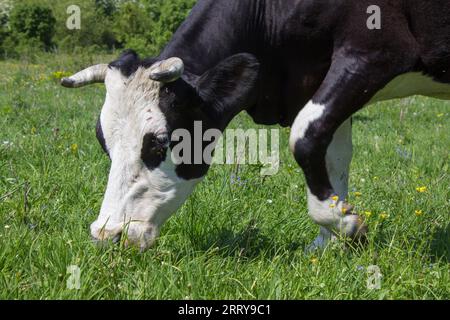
[147, 0, 196, 53]
[9, 3, 56, 49]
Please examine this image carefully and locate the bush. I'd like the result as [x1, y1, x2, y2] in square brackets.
[148, 0, 196, 52]
[0, 0, 197, 59]
[51, 0, 117, 52]
[9, 3, 56, 49]
[0, 12, 9, 56]
[112, 1, 152, 55]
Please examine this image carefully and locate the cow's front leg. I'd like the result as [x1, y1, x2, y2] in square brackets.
[302, 118, 354, 251]
[289, 53, 406, 249]
[291, 111, 362, 250]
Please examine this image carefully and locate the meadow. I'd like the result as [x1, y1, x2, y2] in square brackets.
[0, 54, 448, 299]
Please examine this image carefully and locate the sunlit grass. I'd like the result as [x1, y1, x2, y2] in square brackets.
[0, 55, 448, 299]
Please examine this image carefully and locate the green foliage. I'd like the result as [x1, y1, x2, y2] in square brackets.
[0, 11, 9, 56]
[50, 0, 117, 52]
[9, 3, 56, 48]
[95, 0, 118, 17]
[0, 0, 197, 59]
[112, 1, 152, 55]
[112, 0, 195, 56]
[148, 0, 196, 51]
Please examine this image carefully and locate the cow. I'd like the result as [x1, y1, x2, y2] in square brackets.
[61, 0, 450, 251]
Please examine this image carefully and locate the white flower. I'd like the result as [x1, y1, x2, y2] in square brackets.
[2, 141, 13, 147]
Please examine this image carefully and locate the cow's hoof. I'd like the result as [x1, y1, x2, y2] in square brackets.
[341, 213, 369, 246]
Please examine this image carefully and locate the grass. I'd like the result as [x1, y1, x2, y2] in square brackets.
[0, 54, 448, 300]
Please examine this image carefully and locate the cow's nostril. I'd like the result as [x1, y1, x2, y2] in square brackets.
[91, 232, 122, 247]
[112, 233, 122, 244]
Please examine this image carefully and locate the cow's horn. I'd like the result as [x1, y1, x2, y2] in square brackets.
[61, 64, 109, 88]
[149, 57, 184, 83]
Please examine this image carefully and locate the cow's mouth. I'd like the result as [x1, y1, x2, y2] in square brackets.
[90, 220, 160, 251]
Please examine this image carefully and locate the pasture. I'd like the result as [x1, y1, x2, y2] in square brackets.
[0, 54, 448, 299]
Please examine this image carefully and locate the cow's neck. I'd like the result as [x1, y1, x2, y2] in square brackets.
[159, 0, 264, 76]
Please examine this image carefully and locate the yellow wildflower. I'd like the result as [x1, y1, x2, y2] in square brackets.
[71, 143, 79, 154]
[52, 71, 72, 80]
[329, 203, 336, 209]
[310, 257, 318, 265]
[354, 192, 362, 197]
[416, 186, 427, 193]
[415, 210, 424, 217]
[379, 212, 389, 220]
[331, 195, 339, 202]
[364, 211, 373, 218]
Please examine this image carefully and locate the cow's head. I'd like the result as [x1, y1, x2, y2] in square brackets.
[62, 50, 259, 250]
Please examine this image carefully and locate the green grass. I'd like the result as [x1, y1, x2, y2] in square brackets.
[0, 54, 448, 300]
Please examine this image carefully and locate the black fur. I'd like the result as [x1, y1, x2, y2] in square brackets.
[96, 117, 109, 158]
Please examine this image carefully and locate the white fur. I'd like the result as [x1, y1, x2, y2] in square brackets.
[369, 72, 450, 104]
[289, 101, 325, 152]
[92, 67, 203, 249]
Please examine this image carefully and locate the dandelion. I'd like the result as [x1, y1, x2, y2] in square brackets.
[354, 192, 362, 197]
[415, 210, 424, 217]
[364, 211, 373, 218]
[52, 71, 72, 80]
[2, 141, 13, 147]
[71, 143, 79, 154]
[331, 195, 339, 202]
[310, 257, 318, 265]
[379, 212, 389, 220]
[416, 186, 427, 193]
[329, 203, 336, 209]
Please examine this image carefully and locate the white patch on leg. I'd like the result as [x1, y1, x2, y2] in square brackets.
[289, 100, 325, 152]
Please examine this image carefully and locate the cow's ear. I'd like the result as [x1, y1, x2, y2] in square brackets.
[196, 53, 259, 125]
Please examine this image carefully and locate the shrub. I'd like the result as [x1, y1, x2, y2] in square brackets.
[9, 3, 56, 49]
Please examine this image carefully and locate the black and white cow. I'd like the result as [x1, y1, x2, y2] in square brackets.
[62, 0, 450, 251]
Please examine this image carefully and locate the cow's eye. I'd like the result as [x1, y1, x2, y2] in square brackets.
[141, 133, 169, 169]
